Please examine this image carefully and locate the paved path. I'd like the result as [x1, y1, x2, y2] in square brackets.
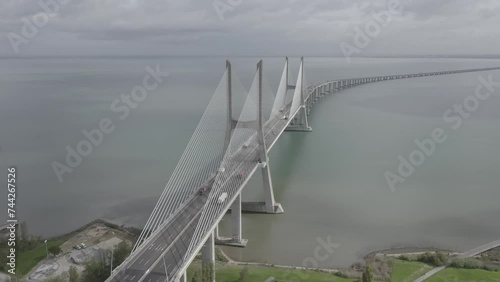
[414, 239, 500, 282]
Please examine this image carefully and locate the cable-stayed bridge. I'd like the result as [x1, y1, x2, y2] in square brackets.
[107, 58, 500, 282]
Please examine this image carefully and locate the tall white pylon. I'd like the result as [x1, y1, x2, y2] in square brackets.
[286, 57, 312, 132]
[271, 57, 289, 120]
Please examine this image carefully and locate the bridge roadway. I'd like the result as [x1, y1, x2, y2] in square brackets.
[108, 65, 500, 282]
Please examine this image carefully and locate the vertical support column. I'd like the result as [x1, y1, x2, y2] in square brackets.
[298, 57, 311, 132]
[259, 61, 283, 214]
[231, 194, 242, 241]
[307, 96, 311, 115]
[224, 60, 234, 154]
[285, 57, 312, 133]
[202, 231, 215, 282]
[244, 61, 284, 213]
[216, 193, 248, 247]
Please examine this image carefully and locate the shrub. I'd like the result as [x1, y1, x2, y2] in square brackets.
[416, 252, 448, 266]
[48, 246, 62, 256]
[450, 258, 484, 269]
[362, 265, 373, 282]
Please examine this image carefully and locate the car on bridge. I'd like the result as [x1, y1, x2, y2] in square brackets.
[217, 192, 228, 204]
[198, 187, 207, 195]
[236, 171, 245, 179]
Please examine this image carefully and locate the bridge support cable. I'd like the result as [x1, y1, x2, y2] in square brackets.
[270, 57, 291, 120]
[214, 61, 249, 247]
[286, 57, 312, 132]
[132, 69, 230, 254]
[256, 60, 282, 214]
[185, 60, 285, 266]
[185, 61, 261, 258]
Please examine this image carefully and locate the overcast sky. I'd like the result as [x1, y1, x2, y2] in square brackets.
[0, 0, 499, 57]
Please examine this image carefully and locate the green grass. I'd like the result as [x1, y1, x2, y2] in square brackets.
[187, 263, 353, 282]
[390, 259, 433, 282]
[16, 238, 66, 277]
[427, 268, 500, 282]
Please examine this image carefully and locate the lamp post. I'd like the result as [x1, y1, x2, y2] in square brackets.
[44, 240, 48, 258]
[110, 232, 115, 276]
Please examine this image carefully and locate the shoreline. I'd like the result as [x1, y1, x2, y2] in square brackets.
[21, 220, 465, 273]
[216, 247, 458, 274]
[15, 219, 500, 282]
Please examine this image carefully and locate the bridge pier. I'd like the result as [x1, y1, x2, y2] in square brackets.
[244, 61, 285, 213]
[216, 193, 248, 247]
[285, 58, 312, 132]
[241, 160, 284, 214]
[202, 231, 216, 282]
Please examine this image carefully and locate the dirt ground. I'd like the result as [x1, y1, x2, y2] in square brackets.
[59, 222, 133, 253]
[27, 222, 134, 282]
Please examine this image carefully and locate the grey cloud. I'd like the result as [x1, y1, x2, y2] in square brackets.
[0, 0, 499, 56]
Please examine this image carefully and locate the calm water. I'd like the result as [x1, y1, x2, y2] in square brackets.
[1, 57, 499, 268]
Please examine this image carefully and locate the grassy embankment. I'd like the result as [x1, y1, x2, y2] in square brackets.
[1, 219, 134, 278]
[185, 257, 500, 282]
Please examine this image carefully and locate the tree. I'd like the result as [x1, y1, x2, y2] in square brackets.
[201, 263, 214, 282]
[112, 242, 131, 268]
[362, 265, 373, 282]
[239, 267, 249, 282]
[191, 269, 201, 282]
[49, 246, 62, 256]
[69, 265, 80, 282]
[82, 258, 109, 282]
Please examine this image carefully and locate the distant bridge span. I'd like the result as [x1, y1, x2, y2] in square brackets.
[108, 59, 500, 282]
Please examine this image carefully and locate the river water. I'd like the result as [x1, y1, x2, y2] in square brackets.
[0, 57, 499, 268]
